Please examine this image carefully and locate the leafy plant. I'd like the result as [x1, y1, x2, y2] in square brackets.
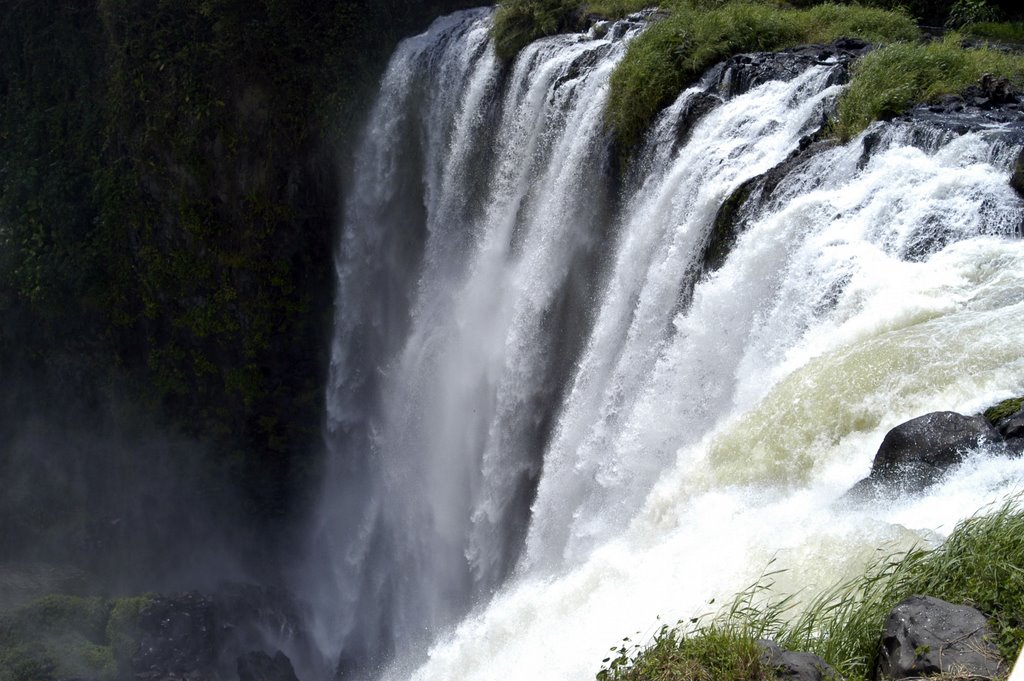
[947, 0, 1002, 28]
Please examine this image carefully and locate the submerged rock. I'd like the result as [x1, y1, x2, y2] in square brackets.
[758, 640, 838, 681]
[877, 595, 1005, 680]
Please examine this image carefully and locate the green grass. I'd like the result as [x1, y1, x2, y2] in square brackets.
[493, 0, 584, 59]
[965, 20, 1024, 43]
[606, 2, 918, 148]
[584, 0, 662, 18]
[597, 498, 1024, 681]
[832, 35, 1024, 139]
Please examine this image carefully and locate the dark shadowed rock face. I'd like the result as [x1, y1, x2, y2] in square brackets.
[758, 640, 838, 681]
[132, 593, 218, 678]
[237, 651, 299, 681]
[877, 595, 1005, 680]
[846, 411, 1001, 499]
[128, 586, 313, 681]
[714, 39, 872, 99]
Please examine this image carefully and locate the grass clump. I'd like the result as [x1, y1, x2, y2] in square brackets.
[965, 20, 1024, 43]
[598, 625, 774, 681]
[607, 2, 918, 148]
[584, 0, 663, 18]
[833, 35, 1024, 139]
[493, 0, 585, 59]
[598, 498, 1024, 681]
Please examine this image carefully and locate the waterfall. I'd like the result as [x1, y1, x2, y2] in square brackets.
[304, 7, 1024, 680]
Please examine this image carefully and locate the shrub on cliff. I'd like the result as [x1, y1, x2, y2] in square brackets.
[833, 35, 1024, 139]
[606, 2, 918, 149]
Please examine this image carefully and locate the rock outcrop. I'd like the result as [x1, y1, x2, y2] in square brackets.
[126, 586, 313, 681]
[877, 595, 1006, 680]
[237, 651, 300, 681]
[758, 640, 839, 680]
[847, 411, 1001, 499]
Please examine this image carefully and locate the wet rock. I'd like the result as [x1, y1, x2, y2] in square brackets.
[758, 640, 838, 680]
[846, 412, 1000, 499]
[131, 592, 218, 680]
[672, 91, 723, 153]
[992, 403, 1024, 456]
[713, 39, 871, 98]
[237, 651, 300, 681]
[877, 595, 1006, 680]
[124, 585, 314, 681]
[897, 74, 1024, 139]
[1011, 148, 1024, 201]
[1000, 408, 1024, 440]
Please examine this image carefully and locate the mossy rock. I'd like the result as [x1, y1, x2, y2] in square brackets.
[985, 396, 1024, 424]
[0, 594, 151, 681]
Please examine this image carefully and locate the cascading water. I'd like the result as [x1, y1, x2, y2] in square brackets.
[303, 7, 1024, 680]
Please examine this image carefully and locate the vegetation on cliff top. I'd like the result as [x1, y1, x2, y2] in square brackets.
[606, 2, 918, 148]
[833, 35, 1024, 139]
[597, 498, 1024, 680]
[494, 0, 1024, 150]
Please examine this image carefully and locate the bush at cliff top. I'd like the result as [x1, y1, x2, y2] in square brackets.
[606, 2, 918, 149]
[597, 498, 1024, 680]
[833, 35, 1024, 140]
[493, 0, 584, 59]
[0, 595, 151, 681]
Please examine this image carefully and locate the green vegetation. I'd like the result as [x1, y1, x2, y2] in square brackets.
[598, 499, 1024, 680]
[0, 594, 151, 681]
[832, 36, 1024, 139]
[493, 0, 584, 59]
[0, 0, 480, 567]
[598, 626, 773, 681]
[985, 396, 1024, 424]
[607, 2, 917, 148]
[965, 20, 1024, 43]
[495, 0, 1024, 150]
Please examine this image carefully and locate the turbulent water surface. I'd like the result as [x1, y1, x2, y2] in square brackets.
[301, 8, 1024, 680]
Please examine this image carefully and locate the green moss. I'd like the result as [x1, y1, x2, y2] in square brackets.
[0, 596, 117, 681]
[606, 2, 918, 149]
[107, 595, 151, 674]
[0, 593, 153, 681]
[833, 36, 1024, 140]
[985, 396, 1024, 424]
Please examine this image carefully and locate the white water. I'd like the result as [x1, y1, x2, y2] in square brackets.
[308, 8, 1024, 680]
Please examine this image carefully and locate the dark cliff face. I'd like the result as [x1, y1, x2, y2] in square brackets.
[0, 0, 480, 584]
